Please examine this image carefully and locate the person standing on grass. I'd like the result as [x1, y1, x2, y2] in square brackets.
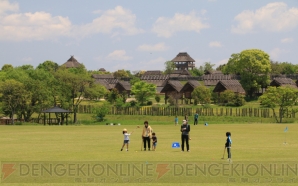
[225, 132, 232, 161]
[175, 116, 178, 126]
[184, 114, 188, 123]
[121, 128, 133, 151]
[194, 112, 199, 125]
[151, 132, 157, 151]
[181, 120, 190, 152]
[142, 121, 153, 151]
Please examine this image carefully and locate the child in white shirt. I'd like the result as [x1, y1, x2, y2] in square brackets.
[121, 128, 134, 151]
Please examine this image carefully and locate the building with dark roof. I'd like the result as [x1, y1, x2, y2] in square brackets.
[171, 52, 195, 70]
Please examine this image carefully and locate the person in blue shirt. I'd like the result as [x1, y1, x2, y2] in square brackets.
[225, 132, 232, 161]
[174, 116, 178, 126]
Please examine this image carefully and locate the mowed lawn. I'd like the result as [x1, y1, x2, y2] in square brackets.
[0, 124, 297, 186]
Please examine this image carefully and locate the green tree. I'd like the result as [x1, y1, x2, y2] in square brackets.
[259, 86, 298, 123]
[37, 60, 59, 72]
[0, 79, 27, 124]
[54, 68, 92, 123]
[189, 67, 204, 76]
[113, 69, 129, 79]
[224, 49, 271, 97]
[220, 90, 235, 104]
[191, 86, 212, 105]
[155, 94, 161, 103]
[84, 83, 107, 100]
[92, 102, 111, 121]
[203, 62, 215, 73]
[131, 81, 156, 105]
[1, 64, 13, 71]
[164, 61, 175, 74]
[106, 88, 120, 104]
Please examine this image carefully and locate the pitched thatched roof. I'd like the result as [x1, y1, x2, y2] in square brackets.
[41, 106, 72, 113]
[62, 56, 81, 68]
[180, 80, 201, 92]
[98, 68, 106, 71]
[203, 74, 235, 86]
[213, 80, 245, 94]
[160, 80, 183, 93]
[171, 52, 195, 62]
[143, 70, 163, 75]
[92, 74, 114, 79]
[95, 79, 111, 90]
[116, 81, 131, 91]
[270, 78, 297, 88]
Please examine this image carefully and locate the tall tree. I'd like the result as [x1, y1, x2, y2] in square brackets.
[37, 60, 59, 72]
[0, 79, 27, 124]
[223, 49, 271, 97]
[164, 61, 175, 74]
[54, 68, 92, 123]
[131, 81, 156, 105]
[1, 64, 13, 71]
[259, 86, 298, 123]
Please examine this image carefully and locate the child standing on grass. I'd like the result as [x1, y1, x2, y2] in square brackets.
[175, 116, 178, 126]
[225, 132, 232, 162]
[151, 132, 157, 151]
[121, 128, 133, 151]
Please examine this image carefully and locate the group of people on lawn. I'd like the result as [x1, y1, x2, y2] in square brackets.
[120, 112, 231, 160]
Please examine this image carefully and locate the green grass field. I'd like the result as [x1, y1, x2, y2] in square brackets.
[0, 124, 297, 186]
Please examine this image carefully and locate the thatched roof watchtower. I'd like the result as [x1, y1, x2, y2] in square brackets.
[62, 56, 82, 68]
[171, 52, 195, 70]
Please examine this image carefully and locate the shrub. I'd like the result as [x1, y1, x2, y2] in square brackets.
[155, 94, 161, 103]
[147, 100, 153, 105]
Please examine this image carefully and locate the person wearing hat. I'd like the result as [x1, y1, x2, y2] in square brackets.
[121, 128, 134, 151]
[181, 120, 190, 152]
[142, 121, 153, 151]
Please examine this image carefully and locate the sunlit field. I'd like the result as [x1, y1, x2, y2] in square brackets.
[0, 123, 297, 186]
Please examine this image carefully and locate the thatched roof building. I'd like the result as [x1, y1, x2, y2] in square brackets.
[171, 52, 195, 70]
[114, 81, 131, 96]
[180, 80, 201, 100]
[62, 56, 82, 68]
[92, 74, 114, 79]
[213, 80, 245, 94]
[270, 78, 297, 88]
[160, 80, 184, 104]
[203, 74, 236, 86]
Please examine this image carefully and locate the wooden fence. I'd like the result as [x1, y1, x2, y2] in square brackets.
[76, 105, 296, 118]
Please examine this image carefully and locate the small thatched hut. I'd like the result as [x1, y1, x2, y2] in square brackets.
[160, 80, 183, 104]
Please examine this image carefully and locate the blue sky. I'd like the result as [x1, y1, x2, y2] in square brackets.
[1, 0, 298, 72]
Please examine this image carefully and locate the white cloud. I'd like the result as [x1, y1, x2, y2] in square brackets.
[0, 5, 143, 41]
[106, 50, 132, 61]
[269, 47, 287, 60]
[137, 42, 168, 52]
[0, 11, 72, 41]
[0, 0, 18, 14]
[209, 41, 222, 47]
[231, 2, 298, 34]
[281, 38, 294, 43]
[139, 57, 166, 70]
[152, 11, 209, 38]
[77, 6, 143, 37]
[21, 57, 32, 62]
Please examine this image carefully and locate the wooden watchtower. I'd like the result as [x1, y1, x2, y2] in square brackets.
[171, 52, 195, 70]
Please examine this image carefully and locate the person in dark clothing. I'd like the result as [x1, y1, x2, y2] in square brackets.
[181, 120, 190, 152]
[194, 112, 199, 125]
[151, 132, 157, 151]
[225, 132, 232, 161]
